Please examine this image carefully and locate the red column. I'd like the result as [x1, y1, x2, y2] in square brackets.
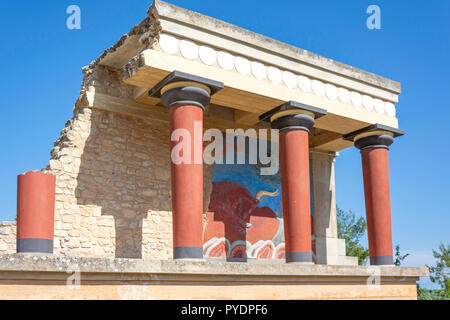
[280, 129, 313, 263]
[150, 72, 223, 259]
[170, 105, 204, 259]
[361, 147, 393, 265]
[17, 171, 55, 253]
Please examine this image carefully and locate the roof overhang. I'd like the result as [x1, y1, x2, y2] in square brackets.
[90, 0, 403, 152]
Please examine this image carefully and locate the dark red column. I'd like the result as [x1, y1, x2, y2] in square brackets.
[351, 129, 402, 265]
[17, 171, 56, 254]
[150, 71, 223, 259]
[259, 101, 327, 263]
[280, 129, 313, 263]
[360, 143, 393, 265]
[169, 104, 204, 259]
[355, 135, 394, 265]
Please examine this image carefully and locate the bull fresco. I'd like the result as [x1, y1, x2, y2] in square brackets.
[203, 136, 316, 261]
[202, 137, 285, 260]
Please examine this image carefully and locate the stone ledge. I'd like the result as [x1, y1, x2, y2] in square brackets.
[0, 254, 428, 299]
[0, 254, 428, 281]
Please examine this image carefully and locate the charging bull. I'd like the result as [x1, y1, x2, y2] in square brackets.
[208, 180, 279, 235]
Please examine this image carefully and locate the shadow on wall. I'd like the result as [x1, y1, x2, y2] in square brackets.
[73, 108, 214, 259]
[74, 109, 172, 259]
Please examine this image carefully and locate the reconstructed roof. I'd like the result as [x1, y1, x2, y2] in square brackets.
[80, 1, 403, 152]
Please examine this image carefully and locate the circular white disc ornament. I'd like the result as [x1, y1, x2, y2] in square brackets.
[267, 66, 282, 84]
[217, 51, 234, 71]
[297, 75, 311, 93]
[235, 56, 251, 75]
[325, 84, 338, 100]
[312, 80, 325, 97]
[251, 61, 267, 80]
[374, 99, 385, 114]
[199, 45, 216, 65]
[385, 102, 396, 117]
[363, 95, 374, 111]
[159, 33, 179, 55]
[351, 91, 362, 108]
[179, 40, 198, 60]
[283, 71, 297, 89]
[338, 88, 351, 104]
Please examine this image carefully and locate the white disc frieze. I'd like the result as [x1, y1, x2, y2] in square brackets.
[267, 66, 282, 84]
[159, 33, 179, 55]
[251, 61, 267, 80]
[312, 80, 325, 97]
[338, 88, 351, 104]
[217, 51, 234, 71]
[351, 91, 362, 108]
[297, 75, 311, 93]
[385, 102, 396, 117]
[283, 71, 297, 89]
[199, 45, 216, 65]
[363, 95, 374, 111]
[325, 84, 338, 100]
[180, 39, 198, 60]
[235, 56, 251, 75]
[374, 99, 385, 114]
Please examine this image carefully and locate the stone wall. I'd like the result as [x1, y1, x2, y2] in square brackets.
[47, 104, 174, 259]
[0, 60, 214, 259]
[0, 222, 16, 253]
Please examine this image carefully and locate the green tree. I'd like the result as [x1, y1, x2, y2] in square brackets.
[416, 283, 448, 300]
[394, 244, 410, 266]
[336, 207, 369, 265]
[426, 242, 450, 298]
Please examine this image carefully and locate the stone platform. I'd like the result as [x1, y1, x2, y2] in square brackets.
[0, 254, 428, 300]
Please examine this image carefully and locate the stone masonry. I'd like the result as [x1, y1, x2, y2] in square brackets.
[0, 222, 16, 253]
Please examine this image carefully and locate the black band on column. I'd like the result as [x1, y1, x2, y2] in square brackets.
[370, 255, 394, 265]
[286, 251, 313, 263]
[17, 238, 53, 253]
[174, 246, 203, 259]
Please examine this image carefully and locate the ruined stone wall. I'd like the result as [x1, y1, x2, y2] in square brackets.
[47, 104, 175, 259]
[0, 61, 214, 259]
[0, 222, 16, 253]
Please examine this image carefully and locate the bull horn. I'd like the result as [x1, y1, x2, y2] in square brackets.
[256, 189, 279, 201]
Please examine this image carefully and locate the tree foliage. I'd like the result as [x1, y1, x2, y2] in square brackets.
[336, 207, 369, 265]
[394, 244, 410, 266]
[426, 242, 450, 298]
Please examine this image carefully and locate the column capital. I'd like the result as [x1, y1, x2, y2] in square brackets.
[148, 70, 224, 110]
[343, 123, 405, 151]
[259, 101, 327, 132]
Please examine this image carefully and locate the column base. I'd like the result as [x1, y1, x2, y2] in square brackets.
[370, 255, 394, 265]
[286, 252, 313, 263]
[16, 238, 53, 254]
[173, 246, 203, 259]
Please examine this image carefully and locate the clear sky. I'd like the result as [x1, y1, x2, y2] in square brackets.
[0, 1, 448, 288]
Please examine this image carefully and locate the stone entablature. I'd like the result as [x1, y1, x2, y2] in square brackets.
[155, 33, 397, 118]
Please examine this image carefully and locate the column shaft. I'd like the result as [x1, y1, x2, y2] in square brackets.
[280, 129, 313, 263]
[170, 105, 204, 259]
[361, 147, 393, 265]
[17, 171, 55, 253]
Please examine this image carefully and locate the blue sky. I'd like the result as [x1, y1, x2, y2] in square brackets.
[0, 1, 448, 288]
